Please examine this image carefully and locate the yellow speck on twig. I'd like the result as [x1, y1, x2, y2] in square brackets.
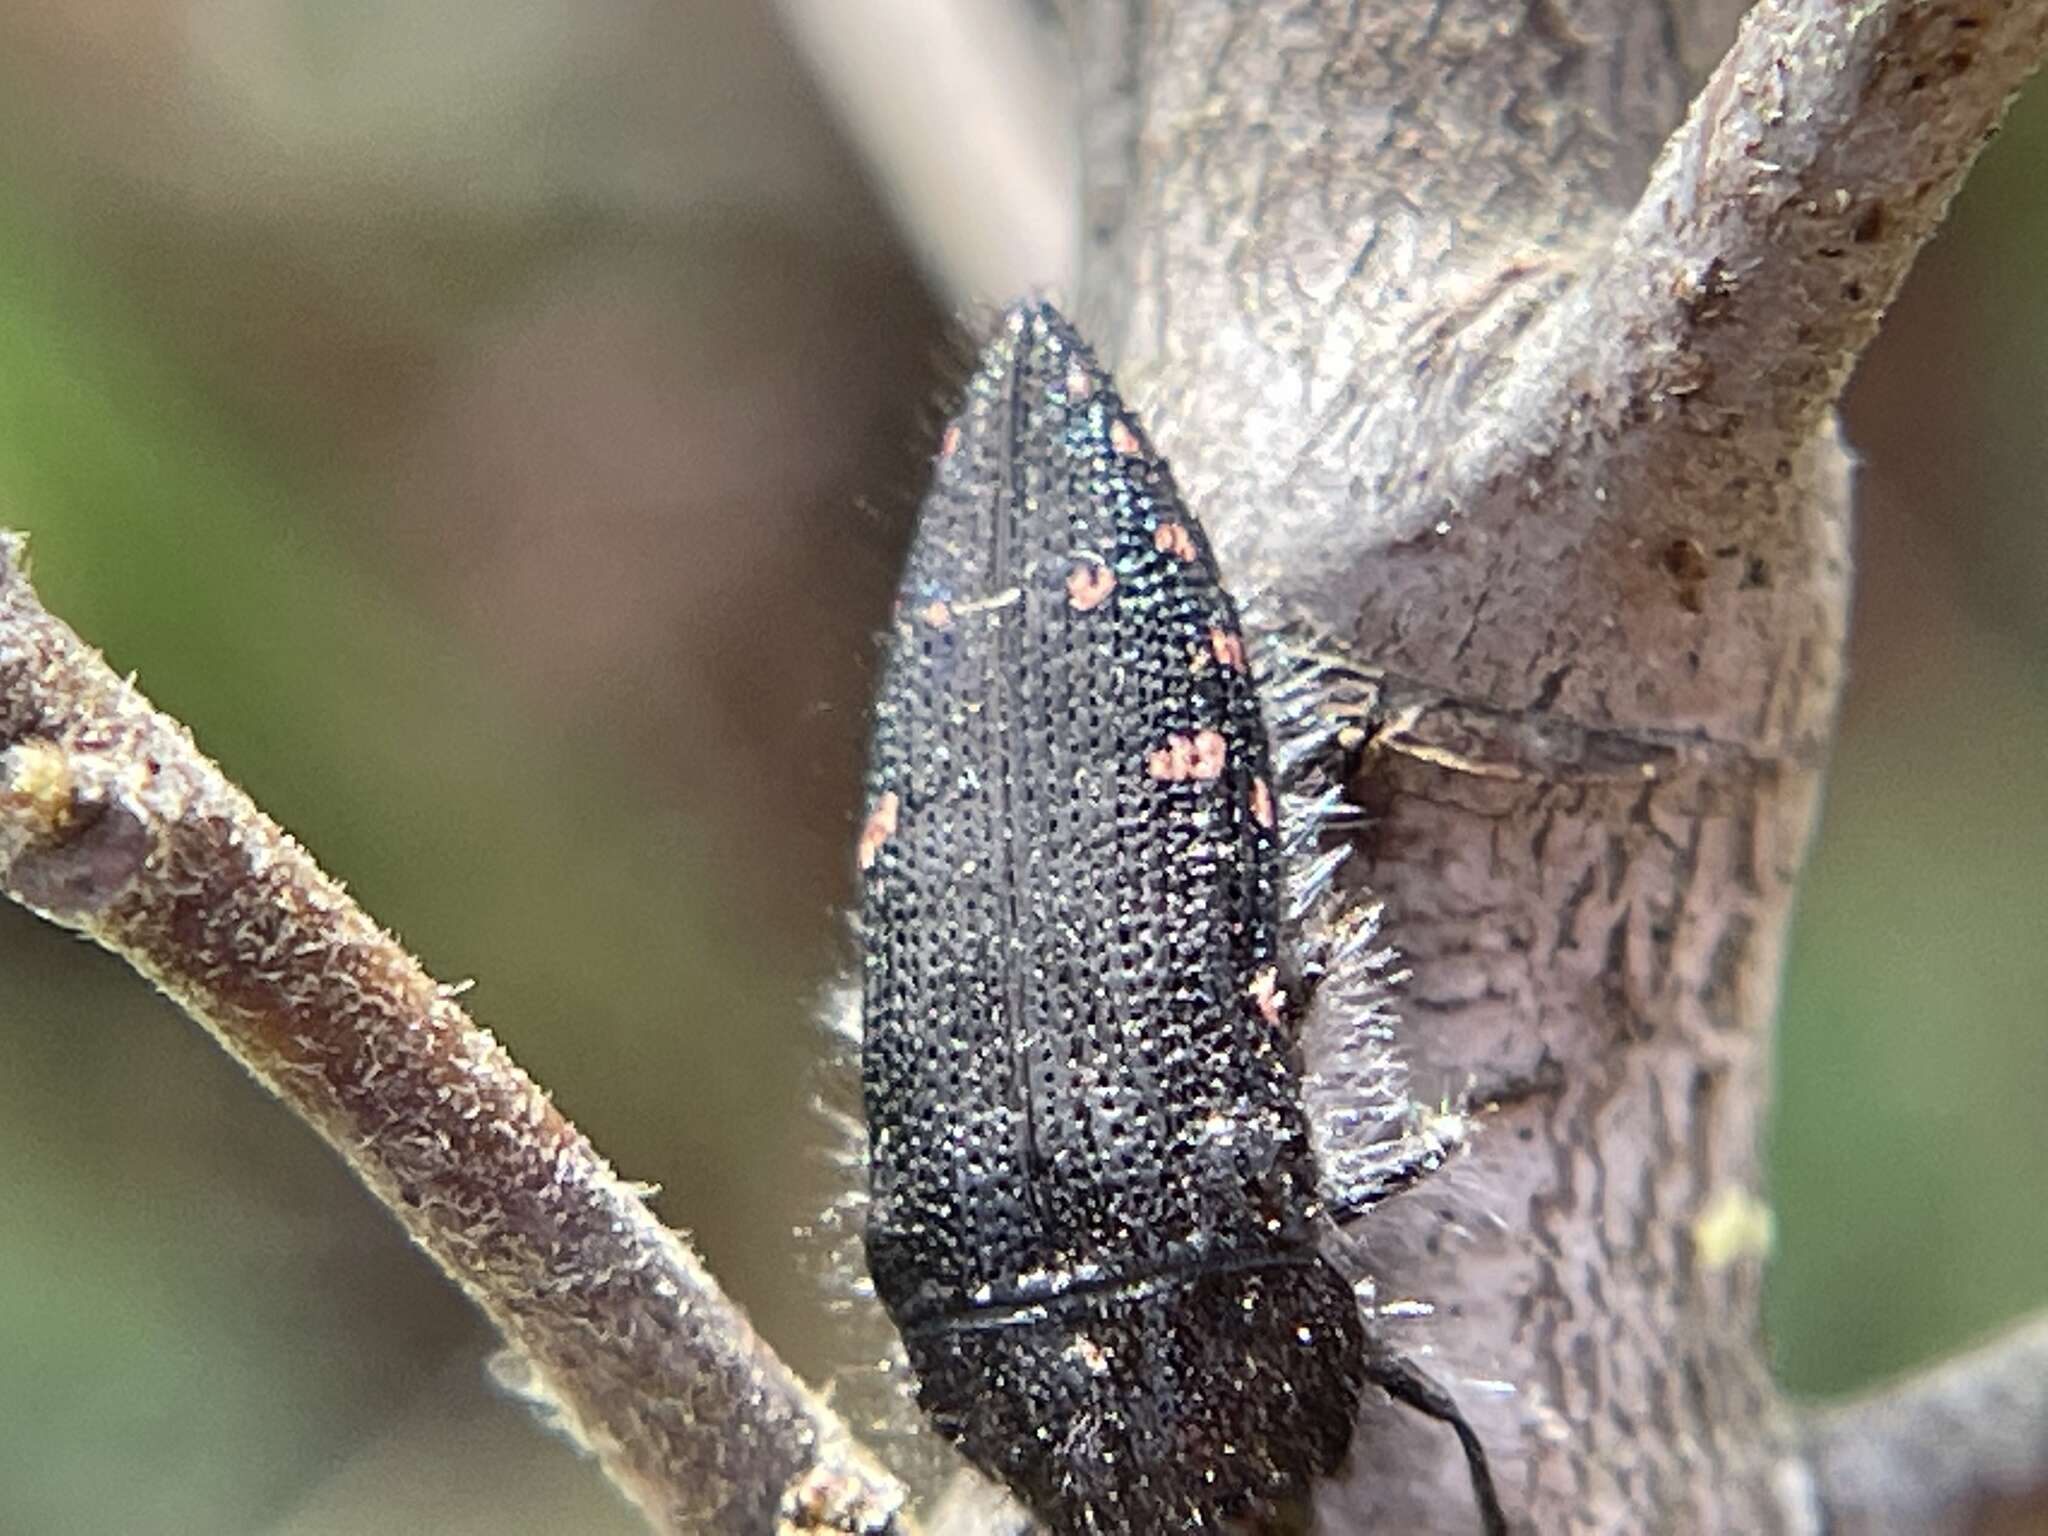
[2, 738, 78, 836]
[1692, 1185, 1775, 1269]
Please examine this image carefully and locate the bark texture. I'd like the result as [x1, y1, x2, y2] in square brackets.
[1055, 1, 2048, 1531]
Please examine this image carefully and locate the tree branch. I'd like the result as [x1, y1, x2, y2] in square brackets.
[0, 535, 909, 1536]
[1805, 1310, 2048, 1536]
[1066, 0, 2048, 1531]
[1576, 0, 2048, 445]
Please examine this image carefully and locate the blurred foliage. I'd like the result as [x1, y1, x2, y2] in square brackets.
[1767, 93, 2048, 1398]
[0, 7, 2040, 1534]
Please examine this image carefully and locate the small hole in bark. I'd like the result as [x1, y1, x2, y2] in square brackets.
[1661, 539, 1708, 581]
[1661, 537, 1711, 613]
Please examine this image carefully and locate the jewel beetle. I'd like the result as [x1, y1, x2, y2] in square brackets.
[856, 301, 1502, 1536]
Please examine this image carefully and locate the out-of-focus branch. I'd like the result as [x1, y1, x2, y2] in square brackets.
[0, 534, 909, 1536]
[1805, 1311, 2048, 1536]
[773, 0, 1077, 306]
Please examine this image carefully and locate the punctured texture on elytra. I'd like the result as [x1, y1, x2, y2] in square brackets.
[858, 301, 1365, 1533]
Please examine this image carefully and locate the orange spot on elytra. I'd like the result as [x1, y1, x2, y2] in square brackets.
[1208, 626, 1246, 672]
[1249, 967, 1287, 1025]
[1251, 777, 1274, 829]
[1109, 419, 1142, 456]
[858, 791, 900, 871]
[1066, 561, 1117, 611]
[920, 600, 954, 629]
[1145, 728, 1228, 783]
[938, 423, 962, 458]
[1153, 522, 1198, 562]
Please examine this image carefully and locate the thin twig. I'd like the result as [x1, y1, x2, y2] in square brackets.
[0, 534, 910, 1536]
[1805, 1310, 2048, 1536]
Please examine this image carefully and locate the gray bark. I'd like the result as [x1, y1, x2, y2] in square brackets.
[1053, 1, 2046, 1531]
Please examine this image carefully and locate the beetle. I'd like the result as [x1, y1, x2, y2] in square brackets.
[857, 300, 1502, 1535]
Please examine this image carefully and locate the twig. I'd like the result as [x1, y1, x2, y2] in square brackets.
[0, 533, 909, 1536]
[1805, 1310, 2048, 1536]
[1535, 0, 2048, 454]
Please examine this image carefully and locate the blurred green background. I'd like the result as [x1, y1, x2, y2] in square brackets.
[0, 7, 2040, 1533]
